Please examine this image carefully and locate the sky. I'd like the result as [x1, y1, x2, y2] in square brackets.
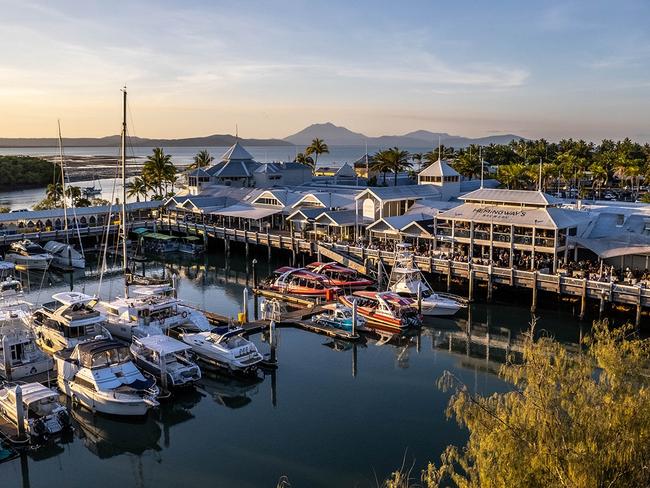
[1, 0, 649, 142]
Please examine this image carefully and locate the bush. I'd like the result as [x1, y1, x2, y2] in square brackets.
[0, 155, 59, 189]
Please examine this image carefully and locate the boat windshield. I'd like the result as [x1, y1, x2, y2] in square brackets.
[90, 346, 131, 368]
[28, 396, 58, 418]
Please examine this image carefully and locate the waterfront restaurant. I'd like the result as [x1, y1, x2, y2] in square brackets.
[430, 188, 591, 272]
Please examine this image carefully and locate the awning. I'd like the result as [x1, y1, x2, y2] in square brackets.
[210, 204, 281, 220]
[573, 236, 650, 259]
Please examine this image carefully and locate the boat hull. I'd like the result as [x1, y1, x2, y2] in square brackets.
[5, 254, 51, 270]
[58, 378, 154, 417]
[339, 296, 411, 333]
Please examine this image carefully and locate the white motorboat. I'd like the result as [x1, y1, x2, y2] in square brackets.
[28, 292, 111, 355]
[43, 241, 86, 269]
[55, 339, 159, 416]
[388, 244, 466, 316]
[1, 301, 53, 380]
[4, 240, 53, 270]
[178, 236, 205, 255]
[0, 382, 70, 440]
[179, 326, 263, 374]
[311, 302, 367, 333]
[130, 335, 201, 388]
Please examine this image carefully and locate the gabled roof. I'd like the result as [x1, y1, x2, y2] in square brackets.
[291, 192, 355, 209]
[207, 159, 260, 178]
[313, 209, 363, 227]
[334, 162, 357, 178]
[459, 188, 560, 206]
[287, 208, 324, 222]
[220, 141, 254, 161]
[418, 159, 459, 177]
[187, 167, 211, 177]
[367, 213, 433, 233]
[355, 185, 441, 202]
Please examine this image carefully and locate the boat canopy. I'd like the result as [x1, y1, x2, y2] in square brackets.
[182, 236, 201, 242]
[132, 227, 150, 235]
[6, 383, 57, 406]
[143, 232, 178, 241]
[51, 291, 95, 306]
[70, 339, 131, 368]
[135, 335, 191, 354]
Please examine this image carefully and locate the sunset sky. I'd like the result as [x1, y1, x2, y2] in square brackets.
[1, 0, 649, 142]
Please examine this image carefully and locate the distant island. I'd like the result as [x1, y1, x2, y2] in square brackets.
[0, 124, 525, 148]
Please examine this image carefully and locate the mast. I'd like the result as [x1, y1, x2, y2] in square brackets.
[480, 145, 484, 189]
[57, 120, 69, 245]
[121, 87, 129, 298]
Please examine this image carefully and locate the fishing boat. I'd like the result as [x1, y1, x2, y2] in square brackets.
[43, 241, 86, 269]
[82, 185, 102, 198]
[178, 236, 205, 255]
[28, 292, 111, 355]
[4, 240, 53, 270]
[55, 339, 159, 416]
[339, 291, 421, 333]
[388, 244, 466, 316]
[264, 267, 339, 297]
[311, 302, 367, 332]
[179, 326, 263, 374]
[130, 335, 201, 388]
[1, 302, 53, 380]
[0, 383, 70, 440]
[305, 262, 374, 290]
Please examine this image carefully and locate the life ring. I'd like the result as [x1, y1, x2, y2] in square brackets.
[181, 311, 188, 319]
[30, 367, 37, 375]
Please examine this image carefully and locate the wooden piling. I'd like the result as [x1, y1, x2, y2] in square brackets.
[487, 264, 493, 303]
[531, 271, 538, 313]
[579, 278, 587, 320]
[446, 259, 452, 292]
[636, 286, 643, 328]
[467, 263, 474, 303]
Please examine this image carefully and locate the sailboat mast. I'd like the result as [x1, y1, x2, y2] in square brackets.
[121, 87, 129, 297]
[57, 120, 69, 245]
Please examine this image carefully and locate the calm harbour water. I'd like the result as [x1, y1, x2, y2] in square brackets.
[0, 246, 589, 488]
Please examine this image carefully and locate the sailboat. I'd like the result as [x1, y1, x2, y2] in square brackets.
[44, 122, 86, 270]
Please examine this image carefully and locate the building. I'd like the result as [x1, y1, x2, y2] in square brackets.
[417, 159, 461, 200]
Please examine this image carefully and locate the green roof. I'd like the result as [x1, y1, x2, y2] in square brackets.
[183, 236, 201, 241]
[132, 227, 149, 235]
[143, 232, 178, 241]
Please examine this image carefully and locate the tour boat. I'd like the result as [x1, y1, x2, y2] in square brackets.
[311, 302, 367, 332]
[1, 302, 53, 380]
[130, 335, 201, 388]
[178, 236, 205, 255]
[43, 241, 86, 269]
[0, 382, 70, 440]
[55, 339, 160, 416]
[264, 267, 339, 297]
[179, 326, 263, 374]
[141, 233, 180, 253]
[305, 262, 374, 290]
[28, 292, 111, 355]
[388, 244, 466, 316]
[339, 291, 422, 333]
[4, 240, 53, 270]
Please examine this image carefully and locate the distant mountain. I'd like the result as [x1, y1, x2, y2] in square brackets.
[0, 134, 292, 148]
[285, 123, 525, 147]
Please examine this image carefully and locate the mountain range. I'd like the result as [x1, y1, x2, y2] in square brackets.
[284, 122, 524, 147]
[0, 123, 524, 148]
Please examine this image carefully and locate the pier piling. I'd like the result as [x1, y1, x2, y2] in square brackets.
[2, 336, 12, 381]
[579, 278, 587, 320]
[467, 264, 474, 303]
[15, 385, 26, 441]
[487, 264, 493, 302]
[446, 259, 452, 292]
[531, 271, 538, 313]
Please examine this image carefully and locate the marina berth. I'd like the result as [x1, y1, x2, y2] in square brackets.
[0, 382, 70, 440]
[28, 292, 111, 355]
[4, 240, 53, 270]
[130, 335, 201, 388]
[55, 339, 160, 416]
[339, 291, 422, 333]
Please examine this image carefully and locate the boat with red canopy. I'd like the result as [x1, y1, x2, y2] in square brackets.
[264, 267, 339, 297]
[338, 291, 421, 333]
[305, 262, 374, 290]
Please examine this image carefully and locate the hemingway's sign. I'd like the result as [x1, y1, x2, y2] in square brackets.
[472, 207, 527, 220]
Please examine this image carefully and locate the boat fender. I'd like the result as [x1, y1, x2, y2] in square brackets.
[181, 311, 188, 319]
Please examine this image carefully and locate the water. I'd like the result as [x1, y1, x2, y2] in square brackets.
[0, 249, 585, 487]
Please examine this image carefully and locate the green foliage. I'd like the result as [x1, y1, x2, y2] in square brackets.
[143, 147, 176, 197]
[0, 156, 59, 189]
[126, 176, 150, 202]
[305, 138, 329, 166]
[188, 149, 214, 170]
[294, 152, 315, 170]
[0, 207, 10, 213]
[372, 147, 411, 185]
[412, 321, 650, 488]
[33, 197, 60, 210]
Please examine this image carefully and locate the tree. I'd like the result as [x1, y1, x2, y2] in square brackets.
[422, 145, 455, 167]
[372, 147, 411, 186]
[126, 176, 149, 202]
[188, 150, 214, 170]
[305, 138, 329, 167]
[370, 150, 392, 185]
[454, 146, 482, 179]
[143, 147, 175, 197]
[46, 182, 63, 203]
[498, 163, 530, 189]
[64, 185, 82, 206]
[413, 322, 650, 488]
[0, 207, 9, 213]
[294, 152, 315, 170]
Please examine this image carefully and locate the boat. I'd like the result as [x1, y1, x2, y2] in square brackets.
[43, 241, 86, 269]
[264, 266, 339, 297]
[311, 302, 367, 332]
[339, 291, 422, 333]
[179, 326, 263, 374]
[129, 335, 201, 388]
[140, 232, 180, 253]
[82, 186, 102, 198]
[55, 339, 159, 416]
[0, 302, 53, 380]
[0, 382, 70, 440]
[305, 262, 374, 290]
[388, 244, 466, 316]
[4, 240, 53, 270]
[0, 276, 23, 301]
[28, 292, 112, 355]
[178, 236, 205, 255]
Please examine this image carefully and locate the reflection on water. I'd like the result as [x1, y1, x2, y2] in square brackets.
[2, 250, 591, 488]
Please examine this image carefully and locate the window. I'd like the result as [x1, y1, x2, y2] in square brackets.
[616, 214, 625, 227]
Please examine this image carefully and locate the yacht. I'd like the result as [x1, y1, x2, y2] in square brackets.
[339, 291, 422, 333]
[28, 292, 111, 355]
[55, 339, 160, 416]
[0, 382, 70, 440]
[43, 241, 86, 269]
[264, 266, 339, 297]
[130, 335, 201, 388]
[305, 262, 374, 290]
[179, 326, 263, 375]
[311, 302, 367, 332]
[388, 244, 466, 316]
[0, 302, 53, 380]
[4, 240, 53, 270]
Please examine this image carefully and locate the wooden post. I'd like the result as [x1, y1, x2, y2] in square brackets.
[636, 286, 643, 328]
[531, 271, 538, 313]
[15, 385, 26, 440]
[242, 287, 249, 323]
[159, 352, 168, 391]
[579, 278, 587, 320]
[252, 259, 258, 288]
[599, 290, 606, 318]
[487, 264, 493, 303]
[2, 335, 12, 381]
[467, 263, 474, 303]
[447, 259, 452, 292]
[352, 299, 357, 337]
[417, 282, 422, 314]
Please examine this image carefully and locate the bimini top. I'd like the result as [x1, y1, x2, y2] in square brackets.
[69, 339, 130, 368]
[4, 382, 58, 405]
[135, 335, 191, 354]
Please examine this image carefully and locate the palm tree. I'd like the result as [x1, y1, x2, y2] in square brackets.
[126, 176, 149, 202]
[46, 182, 63, 203]
[305, 138, 329, 167]
[499, 163, 530, 189]
[411, 152, 423, 171]
[422, 145, 454, 167]
[188, 150, 214, 170]
[294, 152, 315, 170]
[590, 163, 608, 199]
[64, 185, 82, 206]
[370, 150, 392, 185]
[372, 147, 411, 186]
[143, 147, 175, 197]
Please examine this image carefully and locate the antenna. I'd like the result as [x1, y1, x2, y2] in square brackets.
[538, 157, 543, 192]
[480, 146, 484, 189]
[235, 124, 239, 140]
[57, 120, 68, 245]
[438, 135, 441, 162]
